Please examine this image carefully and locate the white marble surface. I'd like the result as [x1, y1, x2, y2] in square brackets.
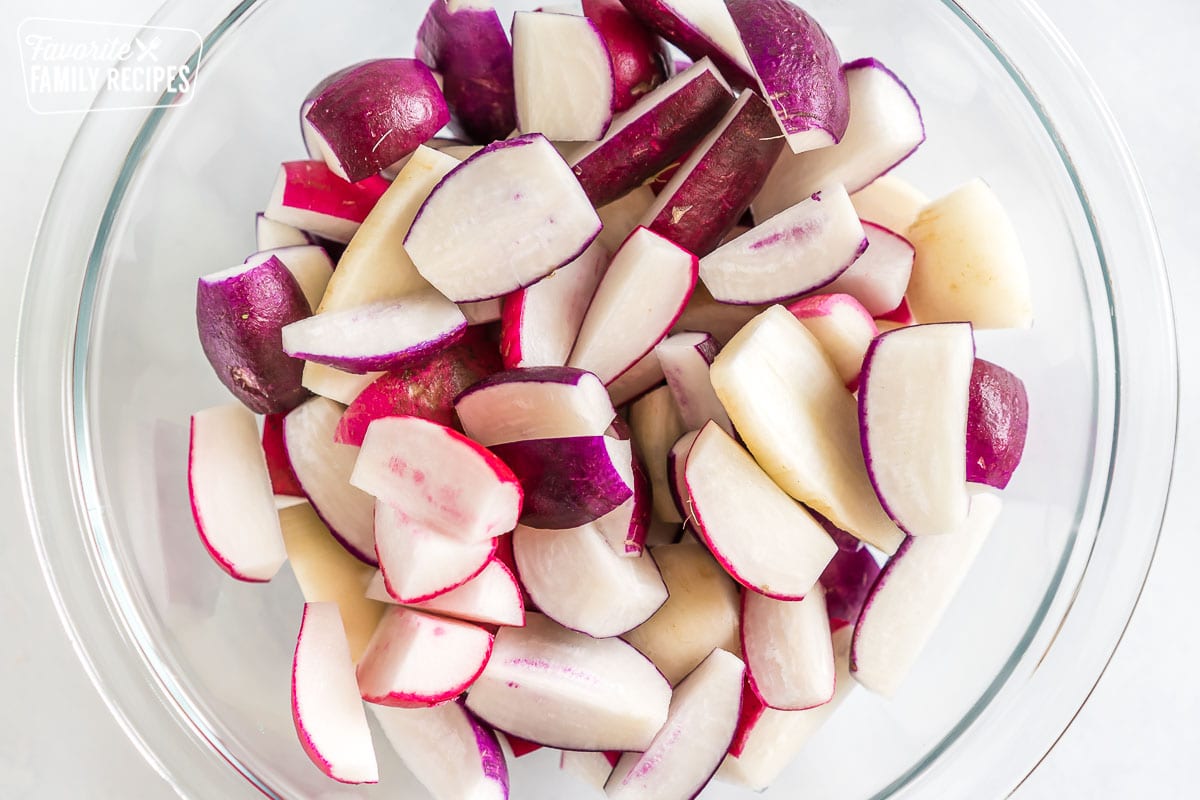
[0, 0, 1193, 796]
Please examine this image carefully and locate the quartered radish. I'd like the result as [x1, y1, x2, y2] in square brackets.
[513, 11, 615, 141]
[246, 245, 334, 313]
[596, 187, 656, 252]
[628, 385, 686, 523]
[582, 0, 669, 111]
[188, 404, 287, 582]
[256, 211, 313, 250]
[818, 221, 915, 317]
[672, 284, 764, 346]
[372, 502, 497, 604]
[655, 331, 732, 434]
[262, 412, 304, 497]
[561, 749, 615, 789]
[741, 584, 835, 711]
[850, 173, 929, 235]
[366, 559, 526, 628]
[787, 293, 879, 390]
[607, 350, 667, 407]
[591, 446, 652, 556]
[616, 0, 754, 87]
[454, 367, 616, 446]
[264, 160, 389, 244]
[859, 322, 974, 536]
[665, 429, 699, 520]
[966, 359, 1029, 489]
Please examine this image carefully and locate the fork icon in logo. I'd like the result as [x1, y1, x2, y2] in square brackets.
[133, 35, 161, 62]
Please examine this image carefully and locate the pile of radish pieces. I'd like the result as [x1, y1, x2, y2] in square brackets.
[188, 0, 1033, 796]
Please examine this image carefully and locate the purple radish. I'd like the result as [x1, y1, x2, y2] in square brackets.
[607, 349, 667, 407]
[655, 331, 730, 433]
[818, 221, 915, 317]
[615, 0, 754, 87]
[583, 0, 670, 112]
[246, 245, 334, 313]
[513, 11, 615, 140]
[256, 211, 314, 250]
[263, 160, 389, 244]
[967, 359, 1030, 489]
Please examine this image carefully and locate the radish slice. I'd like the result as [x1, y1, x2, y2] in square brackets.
[284, 397, 377, 565]
[700, 184, 866, 304]
[465, 613, 672, 751]
[264, 160, 389, 244]
[256, 212, 313, 250]
[373, 502, 497, 604]
[596, 187, 656, 252]
[851, 174, 928, 235]
[292, 602, 379, 784]
[367, 559, 526, 628]
[582, 0, 669, 112]
[655, 331, 732, 434]
[561, 750, 614, 789]
[351, 416, 522, 543]
[684, 420, 837, 599]
[628, 385, 686, 523]
[405, 134, 602, 302]
[817, 526, 882, 627]
[357, 606, 494, 707]
[592, 452, 652, 556]
[787, 293, 879, 391]
[607, 350, 667, 407]
[741, 584, 835, 711]
[246, 246, 334, 313]
[851, 490, 1002, 695]
[454, 367, 616, 446]
[616, 0, 754, 87]
[665, 429, 698, 520]
[370, 702, 510, 800]
[671, 284, 764, 346]
[966, 359, 1029, 490]
[818, 221, 914, 317]
[512, 11, 614, 141]
[568, 226, 698, 384]
[859, 323, 974, 536]
[605, 648, 744, 800]
[262, 412, 304, 497]
[512, 524, 667, 637]
[187, 404, 286, 582]
[302, 366, 383, 407]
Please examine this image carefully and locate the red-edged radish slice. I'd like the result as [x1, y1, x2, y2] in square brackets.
[851, 490, 1002, 696]
[859, 322, 974, 536]
[596, 187, 656, 252]
[665, 429, 698, 520]
[607, 350, 667, 407]
[512, 11, 614, 141]
[405, 134, 602, 302]
[787, 293, 879, 390]
[741, 584, 835, 710]
[262, 411, 304, 497]
[256, 212, 313, 250]
[818, 221, 914, 317]
[593, 452, 652, 556]
[582, 0, 669, 111]
[247, 245, 333, 313]
[627, 385, 686, 523]
[655, 331, 732, 433]
[264, 160, 389, 244]
[292, 602, 379, 784]
[616, 0, 754, 87]
[684, 420, 837, 599]
[351, 416, 522, 543]
[605, 648, 744, 800]
[966, 359, 1030, 489]
[454, 367, 616, 446]
[851, 174, 929, 235]
[188, 404, 287, 582]
[465, 613, 672, 751]
[357, 606, 494, 707]
[568, 226, 698, 384]
[367, 559, 526, 628]
[561, 749, 615, 789]
[373, 502, 496, 604]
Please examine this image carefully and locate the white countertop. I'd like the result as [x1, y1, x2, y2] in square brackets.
[1, 0, 1194, 796]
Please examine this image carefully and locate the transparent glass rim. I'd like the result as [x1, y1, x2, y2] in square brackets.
[14, 0, 1177, 797]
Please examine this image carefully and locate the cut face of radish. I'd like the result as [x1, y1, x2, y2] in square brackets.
[465, 613, 672, 751]
[709, 306, 904, 554]
[616, 0, 754, 87]
[582, 0, 669, 112]
[188, 404, 287, 582]
[966, 359, 1029, 489]
[512, 11, 614, 141]
[373, 502, 497, 604]
[851, 490, 1002, 696]
[700, 184, 866, 304]
[596, 187, 656, 252]
[850, 173, 929, 235]
[284, 397, 378, 564]
[302, 364, 384, 407]
[741, 584, 835, 710]
[655, 331, 733, 434]
[787, 293, 879, 390]
[672, 283, 764, 346]
[628, 385, 686, 523]
[859, 322, 974, 536]
[351, 416, 522, 543]
[684, 420, 837, 599]
[454, 367, 616, 446]
[605, 648, 744, 800]
[256, 212, 313, 250]
[567, 226, 698, 384]
[561, 749, 614, 789]
[592, 452, 651, 556]
[292, 603, 379, 784]
[405, 134, 602, 302]
[817, 221, 915, 317]
[246, 246, 333, 313]
[513, 524, 667, 637]
[368, 558, 525, 627]
[262, 411, 304, 497]
[264, 160, 389, 244]
[607, 350, 667, 407]
[357, 605, 494, 707]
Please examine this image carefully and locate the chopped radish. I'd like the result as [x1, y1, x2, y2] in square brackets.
[460, 298, 504, 325]
[628, 385, 686, 523]
[302, 365, 384, 407]
[582, 0, 669, 111]
[665, 429, 698, 520]
[351, 416, 522, 543]
[561, 749, 614, 789]
[367, 558, 526, 627]
[966, 359, 1029, 489]
[264, 160, 389, 244]
[741, 584, 835, 710]
[513, 11, 615, 141]
[787, 293, 879, 390]
[567, 226, 698, 384]
[655, 331, 732, 434]
[859, 322, 974, 536]
[465, 613, 672, 751]
[684, 420, 836, 599]
[817, 221, 914, 317]
[616, 0, 754, 87]
[607, 350, 667, 407]
[875, 296, 915, 330]
[188, 404, 287, 582]
[256, 211, 313, 250]
[851, 173, 929, 235]
[851, 490, 1002, 695]
[262, 411, 304, 497]
[405, 134, 602, 302]
[246, 245, 333, 313]
[291, 603, 379, 784]
[454, 367, 616, 446]
[671, 284, 764, 346]
[596, 187, 656, 252]
[372, 501, 497, 603]
[592, 452, 652, 556]
[500, 732, 543, 758]
[818, 531, 882, 627]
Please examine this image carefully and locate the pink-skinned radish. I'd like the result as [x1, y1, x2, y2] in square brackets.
[818, 528, 882, 627]
[726, 0, 848, 155]
[490, 435, 633, 529]
[256, 212, 314, 250]
[465, 613, 672, 751]
[405, 134, 602, 302]
[512, 11, 615, 141]
[512, 523, 667, 637]
[851, 490, 1002, 696]
[850, 173, 929, 235]
[753, 58, 925, 221]
[875, 296, 915, 331]
[291, 603, 379, 784]
[264, 160, 389, 244]
[616, 0, 754, 87]
[741, 584, 835, 711]
[567, 226, 698, 384]
[370, 702, 510, 800]
[569, 59, 734, 207]
[816, 221, 914, 317]
[561, 749, 615, 789]
[607, 350, 667, 407]
[356, 605, 494, 707]
[351, 416, 522, 543]
[262, 412, 304, 497]
[628, 385, 686, 523]
[285, 397, 378, 564]
[582, 0, 669, 111]
[966, 359, 1030, 490]
[246, 246, 333, 313]
[710, 306, 905, 554]
[640, 91, 784, 257]
[655, 331, 732, 434]
[196, 256, 311, 415]
[460, 298, 504, 325]
[592, 451, 652, 556]
[188, 404, 287, 582]
[605, 648, 744, 800]
[596, 187, 656, 252]
[372, 501, 497, 604]
[684, 420, 837, 599]
[665, 429, 698, 520]
[858, 322, 975, 536]
[787, 293, 879, 390]
[366, 558, 526, 627]
[454, 367, 616, 446]
[700, 184, 866, 305]
[671, 284, 764, 346]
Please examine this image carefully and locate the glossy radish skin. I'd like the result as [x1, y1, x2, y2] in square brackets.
[373, 501, 497, 604]
[817, 221, 915, 317]
[966, 359, 1029, 489]
[818, 528, 882, 626]
[628, 385, 686, 523]
[262, 412, 305, 497]
[454, 367, 616, 446]
[264, 160, 389, 244]
[787, 293, 879, 390]
[741, 585, 835, 710]
[367, 559, 526, 628]
[616, 0, 754, 87]
[247, 246, 333, 313]
[582, 0, 669, 111]
[655, 331, 732, 434]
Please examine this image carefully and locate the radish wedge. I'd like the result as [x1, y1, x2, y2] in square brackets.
[628, 385, 686, 523]
[367, 559, 526, 627]
[292, 603, 379, 784]
[741, 584, 835, 710]
[454, 367, 616, 446]
[262, 412, 304, 497]
[859, 322, 974, 536]
[351, 416, 522, 543]
[513, 11, 614, 141]
[593, 452, 652, 556]
[605, 648, 744, 800]
[188, 404, 286, 582]
[405, 134, 602, 302]
[567, 226, 698, 384]
[616, 0, 754, 87]
[684, 420, 837, 599]
[513, 524, 667, 637]
[607, 350, 667, 407]
[357, 606, 494, 707]
[246, 245, 333, 313]
[666, 429, 699, 520]
[966, 359, 1030, 490]
[818, 221, 915, 317]
[465, 613, 672, 751]
[788, 293, 879, 391]
[655, 331, 732, 434]
[851, 491, 1002, 696]
[264, 160, 389, 244]
[851, 174, 928, 235]
[373, 502, 497, 604]
[583, 0, 668, 111]
[256, 212, 313, 250]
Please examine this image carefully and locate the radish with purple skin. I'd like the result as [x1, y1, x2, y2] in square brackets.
[741, 584, 836, 711]
[628, 385, 686, 523]
[262, 412, 304, 497]
[592, 452, 652, 556]
[256, 212, 314, 250]
[582, 0, 669, 111]
[454, 367, 616, 446]
[655, 331, 733, 434]
[372, 501, 497, 604]
[366, 558, 526, 628]
[787, 293, 879, 390]
[246, 246, 334, 313]
[607, 350, 667, 406]
[851, 173, 929, 235]
[264, 160, 389, 244]
[615, 0, 754, 87]
[967, 359, 1029, 489]
[817, 221, 915, 317]
[818, 529, 882, 627]
[665, 428, 698, 520]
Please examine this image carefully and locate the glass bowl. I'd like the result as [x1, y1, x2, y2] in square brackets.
[15, 0, 1176, 797]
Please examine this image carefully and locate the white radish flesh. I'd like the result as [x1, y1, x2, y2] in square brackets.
[561, 750, 615, 790]
[513, 11, 615, 141]
[256, 212, 312, 250]
[850, 174, 929, 235]
[592, 453, 652, 557]
[372, 502, 496, 604]
[741, 584, 835, 710]
[817, 221, 914, 317]
[460, 298, 504, 325]
[671, 284, 764, 346]
[454, 367, 616, 447]
[628, 385, 686, 523]
[655, 331, 731, 434]
[607, 350, 667, 407]
[246, 246, 333, 313]
[787, 293, 879, 390]
[302, 365, 382, 407]
[366, 559, 525, 628]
